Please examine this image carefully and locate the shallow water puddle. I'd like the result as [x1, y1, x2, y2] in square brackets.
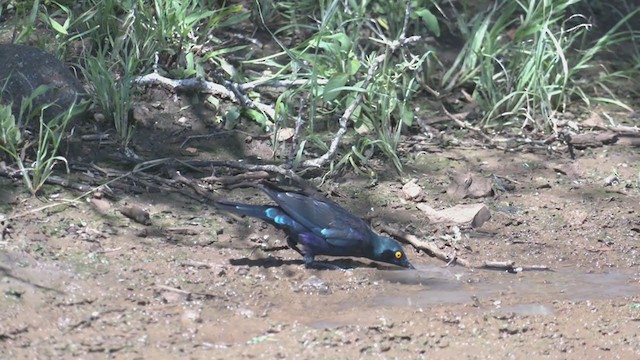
[373, 265, 640, 315]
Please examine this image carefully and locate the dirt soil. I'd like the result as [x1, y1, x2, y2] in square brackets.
[2, 88, 640, 359]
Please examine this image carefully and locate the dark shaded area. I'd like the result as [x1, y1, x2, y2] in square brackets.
[0, 43, 87, 126]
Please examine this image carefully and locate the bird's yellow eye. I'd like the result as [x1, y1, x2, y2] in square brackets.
[394, 251, 402, 259]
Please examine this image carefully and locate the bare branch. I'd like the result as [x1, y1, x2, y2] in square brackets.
[286, 97, 306, 169]
[133, 73, 276, 119]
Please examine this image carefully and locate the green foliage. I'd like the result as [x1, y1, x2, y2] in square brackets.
[10, 0, 41, 43]
[73, 0, 248, 148]
[249, 0, 437, 176]
[82, 49, 136, 148]
[148, 0, 249, 54]
[0, 106, 21, 149]
[0, 85, 80, 195]
[442, 0, 637, 130]
[39, 1, 99, 59]
[369, 0, 440, 38]
[5, 0, 638, 182]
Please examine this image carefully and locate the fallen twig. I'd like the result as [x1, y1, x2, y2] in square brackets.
[80, 133, 111, 141]
[286, 97, 306, 169]
[66, 308, 125, 332]
[380, 224, 458, 263]
[239, 77, 327, 91]
[180, 159, 315, 192]
[441, 105, 493, 143]
[155, 284, 191, 295]
[133, 73, 276, 119]
[180, 260, 212, 269]
[179, 129, 270, 149]
[0, 163, 92, 192]
[200, 171, 271, 185]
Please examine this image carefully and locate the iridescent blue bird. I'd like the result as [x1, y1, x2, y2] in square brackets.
[215, 183, 414, 269]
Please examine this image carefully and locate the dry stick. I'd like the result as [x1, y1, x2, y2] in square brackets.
[380, 225, 550, 272]
[180, 129, 272, 149]
[180, 260, 213, 269]
[155, 284, 191, 296]
[166, 169, 220, 203]
[180, 159, 316, 193]
[300, 59, 375, 167]
[200, 171, 271, 185]
[73, 157, 302, 205]
[0, 162, 92, 192]
[400, 0, 413, 36]
[66, 308, 126, 332]
[239, 78, 328, 91]
[133, 73, 276, 120]
[81, 160, 212, 207]
[209, 71, 250, 108]
[380, 225, 461, 263]
[118, 156, 311, 197]
[285, 97, 306, 169]
[441, 105, 494, 143]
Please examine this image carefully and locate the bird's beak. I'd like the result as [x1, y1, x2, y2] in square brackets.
[404, 259, 415, 269]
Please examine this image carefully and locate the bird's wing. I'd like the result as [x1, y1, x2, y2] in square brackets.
[215, 200, 310, 234]
[267, 191, 371, 244]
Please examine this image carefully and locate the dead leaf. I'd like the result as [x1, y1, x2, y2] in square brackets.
[275, 127, 295, 142]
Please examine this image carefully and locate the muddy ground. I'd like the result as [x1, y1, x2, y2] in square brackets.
[1, 82, 639, 359]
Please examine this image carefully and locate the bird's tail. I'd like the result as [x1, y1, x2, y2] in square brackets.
[214, 200, 274, 222]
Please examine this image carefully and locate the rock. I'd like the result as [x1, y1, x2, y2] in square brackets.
[298, 275, 331, 294]
[402, 180, 423, 200]
[159, 289, 191, 303]
[447, 171, 494, 199]
[182, 147, 198, 155]
[120, 205, 151, 225]
[533, 177, 552, 189]
[492, 175, 516, 192]
[0, 44, 87, 127]
[181, 309, 202, 327]
[603, 174, 619, 186]
[237, 308, 255, 318]
[417, 203, 491, 228]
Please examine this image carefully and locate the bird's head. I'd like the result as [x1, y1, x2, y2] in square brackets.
[371, 235, 414, 269]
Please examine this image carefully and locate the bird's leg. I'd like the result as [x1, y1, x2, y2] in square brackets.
[286, 237, 304, 256]
[303, 253, 316, 267]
